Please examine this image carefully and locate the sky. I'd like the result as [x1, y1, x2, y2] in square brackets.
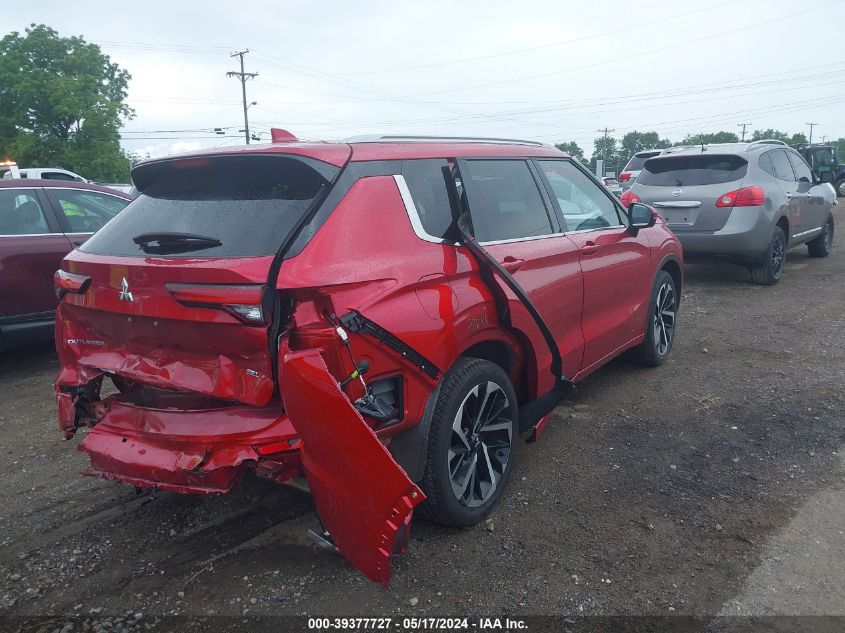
[6, 0, 845, 160]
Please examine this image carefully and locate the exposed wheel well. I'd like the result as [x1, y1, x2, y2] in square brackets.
[460, 340, 513, 375]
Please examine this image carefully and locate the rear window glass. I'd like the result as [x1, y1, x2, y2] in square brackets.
[81, 155, 335, 258]
[638, 155, 747, 186]
[624, 152, 661, 172]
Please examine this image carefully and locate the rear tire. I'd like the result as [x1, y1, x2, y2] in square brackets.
[750, 226, 786, 285]
[835, 178, 845, 198]
[807, 215, 834, 258]
[628, 270, 678, 367]
[420, 358, 518, 527]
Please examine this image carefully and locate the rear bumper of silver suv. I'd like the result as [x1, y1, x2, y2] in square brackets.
[671, 207, 773, 260]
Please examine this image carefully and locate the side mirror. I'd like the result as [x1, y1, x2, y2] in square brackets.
[627, 202, 657, 233]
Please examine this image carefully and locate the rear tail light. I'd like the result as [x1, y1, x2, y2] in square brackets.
[620, 190, 641, 207]
[54, 269, 92, 299]
[166, 283, 268, 324]
[715, 186, 765, 208]
[619, 172, 632, 182]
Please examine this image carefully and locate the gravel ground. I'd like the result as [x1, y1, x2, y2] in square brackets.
[1, 208, 843, 631]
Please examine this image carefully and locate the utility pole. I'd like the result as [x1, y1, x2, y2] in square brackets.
[228, 50, 258, 144]
[737, 122, 752, 141]
[596, 127, 615, 163]
[805, 122, 818, 145]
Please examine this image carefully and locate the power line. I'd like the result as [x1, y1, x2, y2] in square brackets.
[227, 50, 258, 144]
[408, 0, 844, 97]
[330, 0, 745, 76]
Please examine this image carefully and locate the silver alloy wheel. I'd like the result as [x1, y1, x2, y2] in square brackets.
[653, 282, 676, 357]
[448, 381, 513, 508]
[838, 180, 845, 197]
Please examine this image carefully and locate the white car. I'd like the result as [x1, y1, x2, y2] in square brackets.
[2, 167, 88, 182]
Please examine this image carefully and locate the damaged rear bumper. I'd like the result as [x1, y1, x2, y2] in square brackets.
[75, 400, 301, 494]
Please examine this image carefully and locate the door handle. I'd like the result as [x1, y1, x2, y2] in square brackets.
[580, 241, 600, 255]
[502, 256, 525, 273]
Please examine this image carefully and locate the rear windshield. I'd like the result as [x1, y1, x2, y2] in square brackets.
[81, 155, 336, 258]
[638, 155, 747, 186]
[624, 152, 661, 172]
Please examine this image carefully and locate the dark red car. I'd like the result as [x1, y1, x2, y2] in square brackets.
[54, 134, 682, 584]
[0, 180, 131, 349]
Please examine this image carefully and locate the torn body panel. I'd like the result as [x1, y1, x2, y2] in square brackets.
[75, 399, 300, 494]
[280, 349, 424, 586]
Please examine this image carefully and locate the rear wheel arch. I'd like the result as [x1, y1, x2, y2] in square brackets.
[389, 335, 519, 483]
[776, 215, 790, 242]
[658, 255, 683, 304]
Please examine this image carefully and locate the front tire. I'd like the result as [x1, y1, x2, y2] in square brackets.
[628, 270, 678, 367]
[807, 215, 834, 258]
[420, 358, 518, 527]
[750, 226, 786, 285]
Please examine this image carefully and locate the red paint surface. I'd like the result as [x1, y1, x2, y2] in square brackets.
[280, 350, 424, 586]
[53, 140, 683, 584]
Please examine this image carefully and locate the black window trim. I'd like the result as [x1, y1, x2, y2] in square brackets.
[532, 157, 627, 235]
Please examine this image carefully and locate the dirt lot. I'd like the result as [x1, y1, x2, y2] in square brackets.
[1, 209, 843, 630]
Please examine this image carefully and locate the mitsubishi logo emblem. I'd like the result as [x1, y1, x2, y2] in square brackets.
[119, 277, 133, 302]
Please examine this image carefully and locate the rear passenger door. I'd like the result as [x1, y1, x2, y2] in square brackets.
[456, 158, 586, 379]
[535, 159, 652, 373]
[0, 187, 73, 318]
[761, 150, 800, 238]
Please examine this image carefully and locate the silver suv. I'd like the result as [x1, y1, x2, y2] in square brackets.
[626, 140, 836, 285]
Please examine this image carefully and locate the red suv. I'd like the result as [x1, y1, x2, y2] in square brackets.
[55, 134, 682, 584]
[0, 180, 131, 349]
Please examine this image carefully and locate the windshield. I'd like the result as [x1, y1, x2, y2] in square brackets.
[81, 155, 336, 258]
[638, 154, 747, 186]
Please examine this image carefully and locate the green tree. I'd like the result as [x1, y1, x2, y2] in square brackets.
[679, 131, 740, 145]
[555, 141, 585, 163]
[590, 135, 620, 174]
[619, 131, 671, 159]
[0, 24, 134, 181]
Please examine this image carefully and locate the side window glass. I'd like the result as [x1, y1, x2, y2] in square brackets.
[53, 190, 129, 233]
[537, 160, 623, 231]
[43, 172, 77, 181]
[786, 152, 813, 183]
[462, 160, 553, 243]
[401, 159, 454, 240]
[0, 190, 51, 235]
[768, 150, 796, 182]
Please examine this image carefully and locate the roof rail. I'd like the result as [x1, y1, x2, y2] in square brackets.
[745, 139, 787, 150]
[343, 134, 549, 147]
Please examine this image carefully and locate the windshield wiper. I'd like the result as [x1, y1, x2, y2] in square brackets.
[132, 231, 222, 254]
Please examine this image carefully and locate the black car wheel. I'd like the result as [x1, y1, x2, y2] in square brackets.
[628, 270, 678, 367]
[420, 358, 518, 526]
[807, 215, 834, 258]
[751, 226, 786, 285]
